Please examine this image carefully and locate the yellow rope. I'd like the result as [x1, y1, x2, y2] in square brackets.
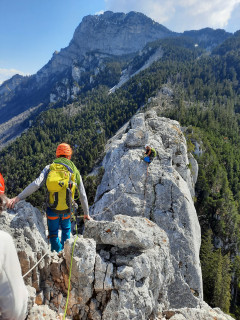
[63, 216, 79, 319]
[63, 234, 78, 319]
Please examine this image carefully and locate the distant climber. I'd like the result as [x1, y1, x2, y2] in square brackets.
[143, 144, 157, 163]
[7, 143, 91, 253]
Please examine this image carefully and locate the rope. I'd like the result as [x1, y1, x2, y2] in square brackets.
[22, 250, 50, 278]
[63, 212, 79, 319]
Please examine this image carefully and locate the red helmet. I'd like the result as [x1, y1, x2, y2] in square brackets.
[56, 143, 72, 159]
[0, 173, 5, 194]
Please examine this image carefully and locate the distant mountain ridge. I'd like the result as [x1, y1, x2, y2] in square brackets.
[0, 11, 233, 149]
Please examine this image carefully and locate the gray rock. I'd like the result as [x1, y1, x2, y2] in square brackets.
[161, 305, 235, 320]
[84, 216, 155, 249]
[188, 153, 198, 185]
[64, 236, 96, 307]
[91, 112, 202, 308]
[84, 215, 174, 319]
[27, 304, 63, 320]
[0, 201, 49, 289]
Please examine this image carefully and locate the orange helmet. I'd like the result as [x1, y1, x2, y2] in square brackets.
[56, 143, 72, 159]
[0, 173, 5, 194]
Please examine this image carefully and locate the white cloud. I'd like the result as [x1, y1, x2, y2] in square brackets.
[95, 10, 105, 15]
[104, 0, 240, 32]
[0, 68, 26, 85]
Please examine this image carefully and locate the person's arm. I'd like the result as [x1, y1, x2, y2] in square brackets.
[146, 147, 152, 157]
[0, 231, 28, 320]
[7, 165, 50, 208]
[78, 180, 91, 220]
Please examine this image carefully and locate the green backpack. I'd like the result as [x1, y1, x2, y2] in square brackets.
[46, 162, 76, 213]
[151, 148, 157, 157]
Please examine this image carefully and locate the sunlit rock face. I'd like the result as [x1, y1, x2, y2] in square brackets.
[91, 111, 202, 308]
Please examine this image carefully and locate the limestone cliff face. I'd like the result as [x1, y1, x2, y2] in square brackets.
[38, 11, 173, 78]
[91, 111, 202, 308]
[0, 74, 25, 96]
[70, 11, 172, 55]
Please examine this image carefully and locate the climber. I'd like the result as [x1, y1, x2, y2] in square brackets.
[7, 143, 91, 253]
[0, 230, 28, 320]
[143, 144, 157, 163]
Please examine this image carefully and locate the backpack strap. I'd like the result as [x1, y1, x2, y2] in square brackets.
[58, 162, 73, 174]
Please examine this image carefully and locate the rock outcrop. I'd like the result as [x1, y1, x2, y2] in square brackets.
[66, 215, 173, 319]
[158, 306, 235, 320]
[91, 111, 202, 308]
[0, 201, 234, 320]
[0, 201, 49, 290]
[0, 202, 173, 319]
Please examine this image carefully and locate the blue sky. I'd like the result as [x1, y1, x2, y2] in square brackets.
[1, 0, 240, 84]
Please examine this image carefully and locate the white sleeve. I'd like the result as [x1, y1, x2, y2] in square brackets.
[18, 165, 50, 200]
[0, 231, 28, 320]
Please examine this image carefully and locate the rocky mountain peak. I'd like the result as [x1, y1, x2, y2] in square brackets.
[0, 73, 25, 95]
[70, 11, 173, 56]
[39, 11, 174, 79]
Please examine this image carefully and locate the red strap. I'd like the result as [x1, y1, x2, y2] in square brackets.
[47, 215, 70, 220]
[47, 216, 59, 220]
[0, 174, 5, 194]
[62, 215, 71, 220]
